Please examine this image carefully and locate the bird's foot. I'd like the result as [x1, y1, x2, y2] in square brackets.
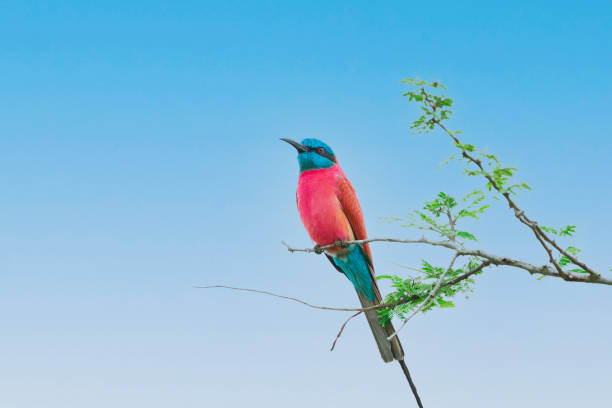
[337, 240, 348, 248]
[313, 245, 324, 254]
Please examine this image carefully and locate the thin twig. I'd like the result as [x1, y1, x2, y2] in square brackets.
[195, 285, 368, 311]
[197, 284, 423, 313]
[529, 228, 567, 277]
[389, 261, 430, 274]
[197, 258, 491, 316]
[200, 261, 494, 353]
[444, 260, 491, 286]
[387, 254, 459, 340]
[330, 311, 362, 351]
[445, 209, 456, 240]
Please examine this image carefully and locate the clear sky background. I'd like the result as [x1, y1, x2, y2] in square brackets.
[1, 1, 611, 407]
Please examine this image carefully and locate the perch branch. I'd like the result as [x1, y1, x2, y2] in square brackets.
[282, 238, 612, 285]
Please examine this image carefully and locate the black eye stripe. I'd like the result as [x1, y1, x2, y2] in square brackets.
[308, 147, 336, 162]
[306, 146, 334, 161]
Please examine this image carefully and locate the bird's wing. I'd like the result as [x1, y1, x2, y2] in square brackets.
[336, 175, 373, 264]
[336, 175, 382, 299]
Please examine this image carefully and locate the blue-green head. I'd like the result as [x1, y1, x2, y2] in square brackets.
[280, 138, 337, 173]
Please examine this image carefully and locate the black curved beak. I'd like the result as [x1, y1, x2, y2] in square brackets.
[280, 138, 309, 153]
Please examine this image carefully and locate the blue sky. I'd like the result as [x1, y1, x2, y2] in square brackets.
[1, 1, 611, 407]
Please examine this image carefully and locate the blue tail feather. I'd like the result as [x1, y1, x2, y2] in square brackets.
[333, 244, 377, 302]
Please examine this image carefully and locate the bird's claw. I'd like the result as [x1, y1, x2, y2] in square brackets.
[313, 245, 324, 254]
[338, 240, 348, 248]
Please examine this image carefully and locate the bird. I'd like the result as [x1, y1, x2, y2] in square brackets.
[281, 137, 423, 407]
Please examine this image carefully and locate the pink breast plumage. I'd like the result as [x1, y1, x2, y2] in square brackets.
[296, 165, 354, 249]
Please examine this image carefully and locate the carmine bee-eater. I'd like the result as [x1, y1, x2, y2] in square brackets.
[281, 138, 423, 407]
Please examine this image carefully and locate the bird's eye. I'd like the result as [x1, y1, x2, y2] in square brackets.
[317, 148, 325, 154]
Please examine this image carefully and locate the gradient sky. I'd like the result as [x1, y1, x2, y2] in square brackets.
[1, 1, 611, 407]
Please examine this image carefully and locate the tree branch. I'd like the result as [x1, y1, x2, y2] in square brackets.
[282, 238, 612, 285]
[282, 237, 453, 253]
[421, 94, 602, 282]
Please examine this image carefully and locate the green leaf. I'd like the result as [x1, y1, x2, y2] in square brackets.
[541, 226, 559, 235]
[437, 298, 455, 308]
[456, 231, 477, 241]
[560, 225, 576, 236]
[477, 205, 490, 213]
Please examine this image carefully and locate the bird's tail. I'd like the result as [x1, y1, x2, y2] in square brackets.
[356, 291, 404, 363]
[358, 292, 424, 407]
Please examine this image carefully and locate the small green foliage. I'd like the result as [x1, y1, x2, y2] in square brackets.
[402, 78, 453, 134]
[540, 226, 558, 235]
[401, 78, 598, 282]
[534, 228, 585, 276]
[549, 244, 586, 275]
[436, 153, 457, 170]
[543, 225, 577, 236]
[377, 258, 483, 326]
[481, 150, 501, 166]
[557, 246, 582, 267]
[561, 225, 577, 236]
[566, 246, 580, 255]
[455, 142, 476, 152]
[423, 192, 457, 216]
[388, 191, 491, 243]
[402, 78, 532, 198]
[558, 255, 572, 267]
[395, 76, 612, 316]
[437, 298, 455, 308]
[456, 231, 477, 241]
